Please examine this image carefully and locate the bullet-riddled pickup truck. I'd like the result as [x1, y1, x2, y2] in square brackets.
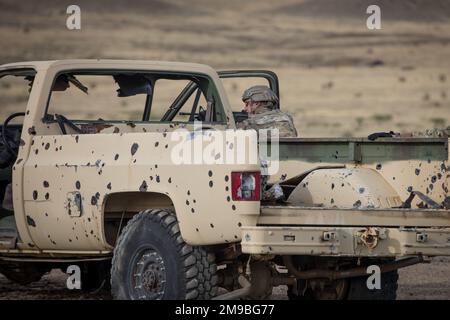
[0, 60, 449, 300]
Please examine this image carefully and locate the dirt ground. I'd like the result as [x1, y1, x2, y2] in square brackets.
[1, 257, 449, 300]
[0, 0, 449, 300]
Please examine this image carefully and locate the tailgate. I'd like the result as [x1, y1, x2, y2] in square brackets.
[240, 206, 450, 257]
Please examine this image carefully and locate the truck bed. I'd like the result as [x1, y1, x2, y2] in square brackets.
[240, 205, 450, 257]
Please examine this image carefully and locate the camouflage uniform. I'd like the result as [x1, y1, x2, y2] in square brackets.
[237, 86, 297, 202]
[236, 85, 298, 138]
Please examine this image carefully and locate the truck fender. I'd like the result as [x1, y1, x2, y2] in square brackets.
[287, 168, 402, 209]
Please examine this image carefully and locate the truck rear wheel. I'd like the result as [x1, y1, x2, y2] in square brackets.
[346, 270, 398, 300]
[110, 209, 217, 300]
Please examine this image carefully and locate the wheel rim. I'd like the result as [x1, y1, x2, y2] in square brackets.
[130, 247, 166, 300]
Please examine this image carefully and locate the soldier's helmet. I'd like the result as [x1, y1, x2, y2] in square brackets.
[242, 85, 279, 109]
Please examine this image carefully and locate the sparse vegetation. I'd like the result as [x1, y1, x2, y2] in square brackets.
[372, 114, 393, 122]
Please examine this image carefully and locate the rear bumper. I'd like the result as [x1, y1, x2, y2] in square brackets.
[241, 226, 450, 257]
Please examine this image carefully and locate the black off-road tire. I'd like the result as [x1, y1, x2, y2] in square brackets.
[346, 270, 398, 300]
[110, 209, 217, 300]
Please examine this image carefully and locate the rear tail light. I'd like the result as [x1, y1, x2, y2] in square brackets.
[231, 171, 261, 201]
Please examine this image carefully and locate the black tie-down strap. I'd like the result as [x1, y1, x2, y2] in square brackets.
[398, 191, 443, 209]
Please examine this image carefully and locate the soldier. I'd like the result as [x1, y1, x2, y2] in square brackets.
[237, 85, 298, 138]
[238, 85, 297, 202]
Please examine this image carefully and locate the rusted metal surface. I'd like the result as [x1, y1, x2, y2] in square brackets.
[241, 225, 450, 256]
[259, 206, 450, 227]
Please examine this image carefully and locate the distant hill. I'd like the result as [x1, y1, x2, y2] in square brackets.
[271, 0, 450, 22]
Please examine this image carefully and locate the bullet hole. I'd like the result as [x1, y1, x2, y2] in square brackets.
[155, 164, 158, 169]
[210, 223, 214, 228]
[165, 144, 168, 149]
[353, 200, 362, 208]
[139, 180, 148, 192]
[156, 175, 160, 183]
[238, 222, 242, 227]
[113, 127, 120, 133]
[437, 173, 442, 179]
[75, 135, 79, 143]
[225, 175, 229, 182]
[131, 143, 139, 156]
[91, 196, 98, 205]
[26, 215, 36, 227]
[155, 142, 159, 147]
[208, 170, 213, 177]
[427, 159, 431, 164]
[341, 183, 345, 187]
[187, 190, 190, 195]
[331, 198, 335, 204]
[359, 187, 365, 194]
[415, 168, 421, 175]
[107, 182, 112, 190]
[168, 177, 172, 183]
[28, 126, 36, 135]
[20, 139, 25, 146]
[225, 186, 229, 191]
[43, 181, 49, 188]
[232, 205, 236, 210]
[431, 176, 437, 183]
[186, 200, 190, 205]
[227, 196, 230, 202]
[376, 164, 382, 170]
[191, 208, 195, 213]
[114, 154, 119, 161]
[31, 140, 34, 146]
[69, 239, 72, 242]
[331, 183, 335, 190]
[302, 183, 306, 188]
[32, 190, 38, 200]
[45, 193, 49, 200]
[392, 177, 396, 180]
[163, 132, 167, 138]
[132, 159, 136, 164]
[149, 176, 153, 181]
[196, 228, 199, 232]
[88, 217, 91, 222]
[429, 184, 434, 191]
[407, 186, 413, 192]
[90, 230, 94, 234]
[209, 181, 213, 187]
[26, 110, 30, 115]
[193, 199, 196, 203]
[45, 213, 48, 217]
[443, 197, 450, 210]
[34, 149, 38, 155]
[75, 181, 81, 190]
[59, 146, 62, 150]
